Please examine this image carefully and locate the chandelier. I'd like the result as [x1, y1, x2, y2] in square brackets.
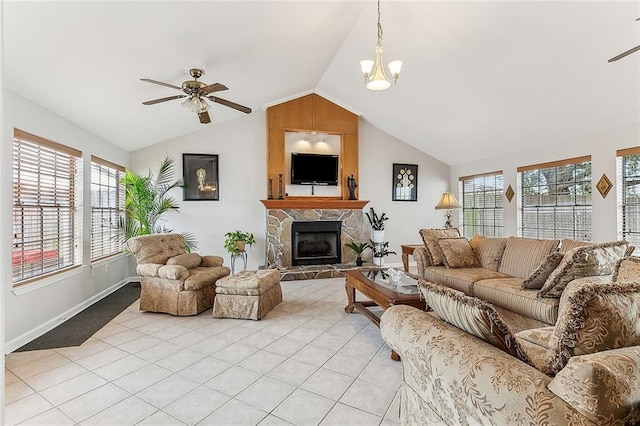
[360, 0, 403, 91]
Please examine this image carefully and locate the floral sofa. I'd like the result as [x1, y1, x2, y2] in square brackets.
[381, 230, 640, 425]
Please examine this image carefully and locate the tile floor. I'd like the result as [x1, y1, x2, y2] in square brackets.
[4, 277, 403, 425]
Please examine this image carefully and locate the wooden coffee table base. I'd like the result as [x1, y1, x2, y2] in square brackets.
[344, 270, 425, 361]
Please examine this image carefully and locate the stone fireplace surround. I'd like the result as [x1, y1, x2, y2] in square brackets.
[266, 208, 368, 270]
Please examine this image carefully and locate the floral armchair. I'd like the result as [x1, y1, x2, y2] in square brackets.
[126, 233, 230, 316]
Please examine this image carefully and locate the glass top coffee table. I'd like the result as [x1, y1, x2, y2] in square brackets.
[344, 268, 425, 359]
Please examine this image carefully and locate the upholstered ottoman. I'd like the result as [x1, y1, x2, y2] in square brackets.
[213, 269, 282, 320]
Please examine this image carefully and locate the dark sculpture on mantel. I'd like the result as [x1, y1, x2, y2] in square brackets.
[347, 174, 358, 200]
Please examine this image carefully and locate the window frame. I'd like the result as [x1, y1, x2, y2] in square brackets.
[517, 155, 592, 240]
[459, 171, 505, 238]
[617, 147, 640, 248]
[90, 155, 125, 262]
[12, 129, 83, 286]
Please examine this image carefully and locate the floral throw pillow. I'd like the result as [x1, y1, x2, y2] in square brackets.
[417, 280, 532, 365]
[437, 237, 480, 269]
[544, 280, 640, 376]
[419, 228, 460, 266]
[522, 252, 564, 290]
[538, 240, 628, 298]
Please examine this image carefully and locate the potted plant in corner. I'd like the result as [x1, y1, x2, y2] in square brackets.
[224, 230, 256, 254]
[366, 207, 389, 243]
[344, 242, 369, 266]
[368, 241, 396, 267]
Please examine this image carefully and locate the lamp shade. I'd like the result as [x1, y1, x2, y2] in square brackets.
[435, 192, 462, 210]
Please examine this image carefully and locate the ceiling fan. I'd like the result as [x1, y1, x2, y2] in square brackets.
[608, 18, 640, 62]
[141, 68, 252, 124]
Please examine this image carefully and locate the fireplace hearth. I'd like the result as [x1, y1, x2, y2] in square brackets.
[291, 221, 342, 266]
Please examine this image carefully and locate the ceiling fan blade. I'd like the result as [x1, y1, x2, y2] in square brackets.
[207, 96, 252, 114]
[198, 111, 211, 124]
[140, 78, 182, 91]
[608, 44, 640, 62]
[201, 83, 228, 95]
[142, 95, 186, 105]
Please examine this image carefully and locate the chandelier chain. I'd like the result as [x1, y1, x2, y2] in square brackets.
[377, 0, 383, 45]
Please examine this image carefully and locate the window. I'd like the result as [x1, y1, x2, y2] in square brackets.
[459, 171, 504, 238]
[91, 156, 125, 261]
[618, 147, 640, 248]
[12, 129, 83, 285]
[518, 156, 591, 240]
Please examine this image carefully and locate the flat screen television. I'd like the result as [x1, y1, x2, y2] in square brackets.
[290, 153, 339, 186]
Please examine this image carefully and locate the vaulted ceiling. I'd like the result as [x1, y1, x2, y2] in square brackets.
[3, 1, 639, 165]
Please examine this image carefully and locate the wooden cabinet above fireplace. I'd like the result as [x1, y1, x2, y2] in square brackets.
[266, 94, 359, 201]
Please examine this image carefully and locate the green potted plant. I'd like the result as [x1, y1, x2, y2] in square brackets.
[366, 207, 389, 242]
[344, 242, 369, 266]
[368, 240, 396, 267]
[224, 230, 256, 254]
[120, 156, 197, 250]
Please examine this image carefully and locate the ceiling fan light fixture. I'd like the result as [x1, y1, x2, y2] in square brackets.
[182, 96, 210, 114]
[360, 0, 402, 91]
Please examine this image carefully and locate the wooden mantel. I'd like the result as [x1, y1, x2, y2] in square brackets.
[261, 198, 369, 210]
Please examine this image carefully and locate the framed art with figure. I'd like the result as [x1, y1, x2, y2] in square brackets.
[183, 153, 219, 201]
[392, 163, 418, 201]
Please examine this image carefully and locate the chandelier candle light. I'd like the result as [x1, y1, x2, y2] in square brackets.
[435, 192, 462, 228]
[360, 0, 403, 91]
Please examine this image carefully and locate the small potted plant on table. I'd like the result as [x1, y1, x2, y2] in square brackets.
[365, 207, 389, 243]
[224, 230, 256, 253]
[344, 242, 369, 266]
[368, 241, 396, 267]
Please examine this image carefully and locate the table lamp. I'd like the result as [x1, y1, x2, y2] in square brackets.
[435, 192, 462, 228]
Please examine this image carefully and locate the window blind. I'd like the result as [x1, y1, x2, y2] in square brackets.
[459, 171, 504, 238]
[12, 129, 83, 285]
[617, 149, 640, 248]
[90, 156, 125, 261]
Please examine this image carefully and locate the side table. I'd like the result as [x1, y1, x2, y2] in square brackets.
[230, 250, 248, 273]
[401, 244, 423, 272]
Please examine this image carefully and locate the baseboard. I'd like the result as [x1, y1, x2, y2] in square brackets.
[5, 276, 140, 354]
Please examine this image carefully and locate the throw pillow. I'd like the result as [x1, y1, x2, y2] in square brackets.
[559, 239, 593, 253]
[417, 280, 532, 365]
[522, 252, 564, 289]
[613, 256, 640, 283]
[547, 348, 640, 425]
[498, 237, 560, 279]
[167, 253, 202, 269]
[437, 237, 480, 269]
[544, 280, 640, 376]
[419, 228, 460, 266]
[469, 235, 508, 271]
[538, 240, 628, 298]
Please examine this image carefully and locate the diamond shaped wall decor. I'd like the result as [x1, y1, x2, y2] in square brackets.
[505, 185, 515, 203]
[596, 174, 613, 198]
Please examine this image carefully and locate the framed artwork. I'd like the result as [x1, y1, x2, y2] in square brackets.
[183, 153, 219, 201]
[392, 163, 418, 201]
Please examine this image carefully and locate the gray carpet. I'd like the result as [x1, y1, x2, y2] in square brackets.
[15, 282, 141, 352]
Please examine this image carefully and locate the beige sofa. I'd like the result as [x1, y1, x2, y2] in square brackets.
[127, 233, 231, 316]
[413, 233, 626, 331]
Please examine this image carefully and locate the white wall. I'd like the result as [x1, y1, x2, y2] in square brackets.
[129, 111, 269, 269]
[2, 91, 132, 352]
[129, 115, 452, 268]
[356, 120, 451, 264]
[450, 123, 640, 242]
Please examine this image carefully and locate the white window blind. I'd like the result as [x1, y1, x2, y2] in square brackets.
[459, 171, 504, 238]
[617, 147, 640, 248]
[12, 129, 83, 285]
[90, 156, 125, 261]
[518, 156, 592, 240]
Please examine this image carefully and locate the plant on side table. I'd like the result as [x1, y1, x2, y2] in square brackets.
[365, 207, 389, 242]
[224, 230, 256, 254]
[368, 241, 397, 267]
[345, 242, 370, 266]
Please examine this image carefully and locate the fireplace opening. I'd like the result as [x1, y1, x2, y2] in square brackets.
[291, 221, 342, 266]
